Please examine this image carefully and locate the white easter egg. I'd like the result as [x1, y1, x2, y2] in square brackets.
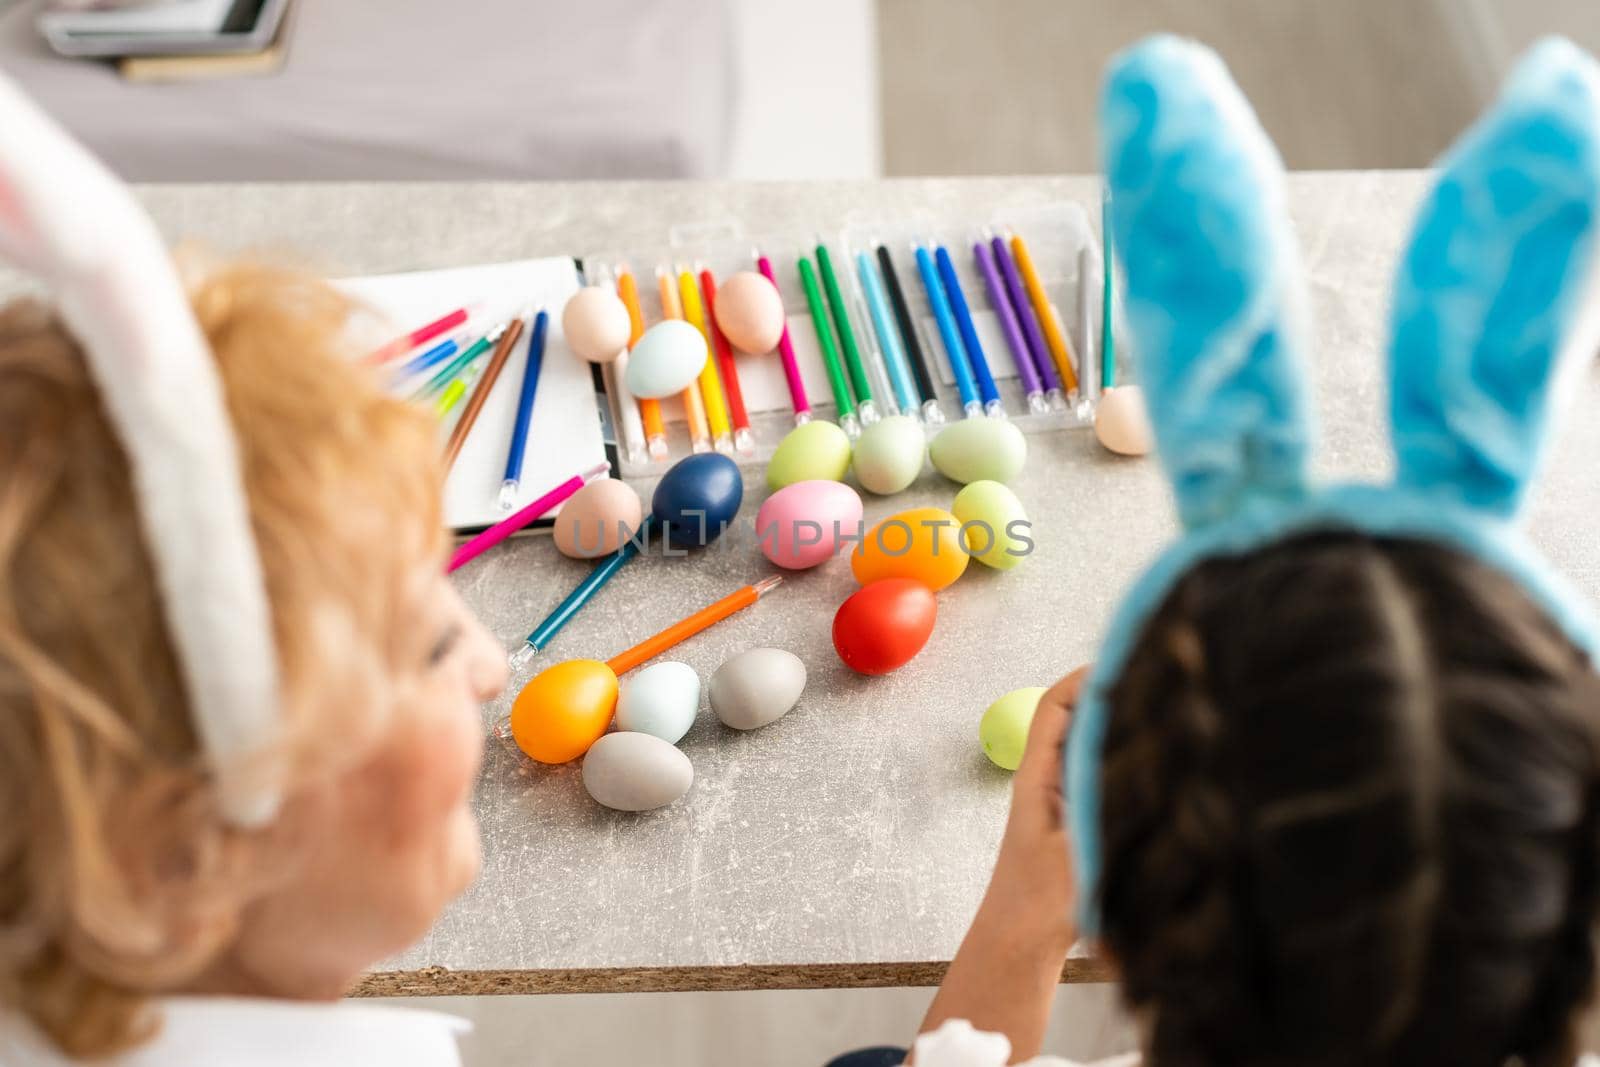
[624, 320, 708, 398]
[614, 660, 700, 744]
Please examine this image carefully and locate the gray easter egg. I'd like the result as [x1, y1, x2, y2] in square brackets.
[709, 648, 807, 730]
[582, 732, 694, 812]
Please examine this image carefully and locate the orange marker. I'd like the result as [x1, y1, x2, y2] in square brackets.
[658, 269, 712, 453]
[609, 576, 782, 675]
[1010, 233, 1080, 395]
[616, 271, 667, 460]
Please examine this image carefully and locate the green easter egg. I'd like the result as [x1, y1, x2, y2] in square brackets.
[851, 415, 927, 495]
[980, 686, 1046, 771]
[952, 480, 1030, 570]
[767, 420, 852, 490]
[929, 417, 1028, 485]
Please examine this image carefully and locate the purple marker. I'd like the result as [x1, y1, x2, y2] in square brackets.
[991, 234, 1065, 411]
[974, 239, 1046, 413]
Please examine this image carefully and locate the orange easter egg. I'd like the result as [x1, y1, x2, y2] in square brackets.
[510, 659, 618, 764]
[851, 506, 969, 590]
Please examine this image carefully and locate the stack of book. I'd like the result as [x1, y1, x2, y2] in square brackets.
[37, 0, 294, 82]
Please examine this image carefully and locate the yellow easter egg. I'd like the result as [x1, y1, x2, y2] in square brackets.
[951, 480, 1031, 570]
[851, 506, 969, 590]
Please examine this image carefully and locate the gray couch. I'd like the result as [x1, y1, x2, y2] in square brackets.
[0, 0, 735, 180]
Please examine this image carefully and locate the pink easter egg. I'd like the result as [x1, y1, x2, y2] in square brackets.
[756, 480, 864, 570]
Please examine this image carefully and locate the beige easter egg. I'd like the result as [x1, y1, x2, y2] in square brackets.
[1094, 386, 1154, 456]
[561, 286, 633, 363]
[713, 271, 786, 353]
[552, 479, 644, 558]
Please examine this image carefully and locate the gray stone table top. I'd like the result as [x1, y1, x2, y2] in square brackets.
[8, 174, 1600, 996]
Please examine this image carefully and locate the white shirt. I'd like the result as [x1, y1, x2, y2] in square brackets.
[0, 997, 470, 1067]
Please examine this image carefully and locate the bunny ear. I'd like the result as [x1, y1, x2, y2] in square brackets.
[0, 70, 282, 826]
[1390, 38, 1600, 519]
[1100, 37, 1313, 530]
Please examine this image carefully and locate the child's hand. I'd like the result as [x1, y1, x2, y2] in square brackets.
[986, 667, 1085, 953]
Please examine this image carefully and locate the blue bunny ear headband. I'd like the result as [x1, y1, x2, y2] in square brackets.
[1065, 35, 1600, 931]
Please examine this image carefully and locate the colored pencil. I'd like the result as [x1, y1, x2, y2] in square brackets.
[449, 461, 610, 573]
[935, 245, 1002, 416]
[617, 270, 668, 460]
[679, 267, 733, 453]
[856, 250, 918, 416]
[658, 269, 712, 454]
[797, 254, 857, 432]
[992, 235, 1064, 409]
[756, 252, 813, 424]
[975, 238, 1046, 413]
[606, 576, 783, 676]
[497, 310, 547, 511]
[1010, 232, 1079, 395]
[914, 244, 980, 417]
[700, 269, 755, 453]
[442, 315, 524, 472]
[365, 306, 470, 365]
[815, 243, 876, 422]
[876, 245, 941, 423]
[1102, 187, 1116, 393]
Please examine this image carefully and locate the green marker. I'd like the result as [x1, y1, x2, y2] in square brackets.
[410, 319, 509, 402]
[815, 242, 877, 423]
[797, 254, 859, 436]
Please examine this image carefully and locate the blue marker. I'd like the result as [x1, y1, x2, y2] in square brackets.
[396, 335, 460, 378]
[856, 250, 918, 417]
[935, 245, 1003, 417]
[498, 309, 547, 512]
[913, 244, 981, 417]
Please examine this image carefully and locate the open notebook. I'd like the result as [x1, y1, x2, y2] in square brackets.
[339, 257, 611, 533]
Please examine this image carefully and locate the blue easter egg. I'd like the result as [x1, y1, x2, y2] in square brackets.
[652, 453, 743, 548]
[625, 320, 708, 399]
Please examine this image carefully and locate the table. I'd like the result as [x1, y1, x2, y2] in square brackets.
[9, 173, 1600, 998]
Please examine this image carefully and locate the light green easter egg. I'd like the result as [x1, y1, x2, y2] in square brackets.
[952, 480, 1030, 570]
[850, 415, 927, 495]
[929, 417, 1028, 485]
[980, 687, 1046, 771]
[767, 420, 852, 490]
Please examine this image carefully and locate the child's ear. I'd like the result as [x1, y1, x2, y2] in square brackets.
[1100, 35, 1312, 531]
[1389, 37, 1600, 520]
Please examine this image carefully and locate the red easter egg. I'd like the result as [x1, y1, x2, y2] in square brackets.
[832, 578, 937, 675]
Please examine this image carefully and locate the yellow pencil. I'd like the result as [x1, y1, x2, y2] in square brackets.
[1010, 233, 1079, 395]
[679, 267, 733, 450]
[657, 269, 712, 452]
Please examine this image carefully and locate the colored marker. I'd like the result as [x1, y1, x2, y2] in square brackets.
[659, 269, 712, 454]
[975, 238, 1046, 414]
[365, 306, 471, 365]
[700, 269, 755, 454]
[856, 250, 918, 416]
[797, 254, 859, 438]
[935, 245, 1003, 417]
[756, 252, 812, 425]
[876, 245, 942, 424]
[513, 515, 657, 662]
[914, 243, 980, 418]
[409, 320, 510, 403]
[992, 235, 1065, 411]
[498, 310, 546, 511]
[617, 270, 668, 461]
[816, 242, 878, 425]
[679, 267, 734, 453]
[1009, 232, 1079, 396]
[395, 333, 462, 379]
[449, 461, 610, 573]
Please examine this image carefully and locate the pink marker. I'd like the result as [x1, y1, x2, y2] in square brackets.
[756, 251, 813, 425]
[448, 462, 610, 573]
[366, 306, 472, 366]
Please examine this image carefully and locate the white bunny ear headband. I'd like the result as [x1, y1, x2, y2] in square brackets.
[0, 70, 281, 826]
[1067, 36, 1600, 930]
